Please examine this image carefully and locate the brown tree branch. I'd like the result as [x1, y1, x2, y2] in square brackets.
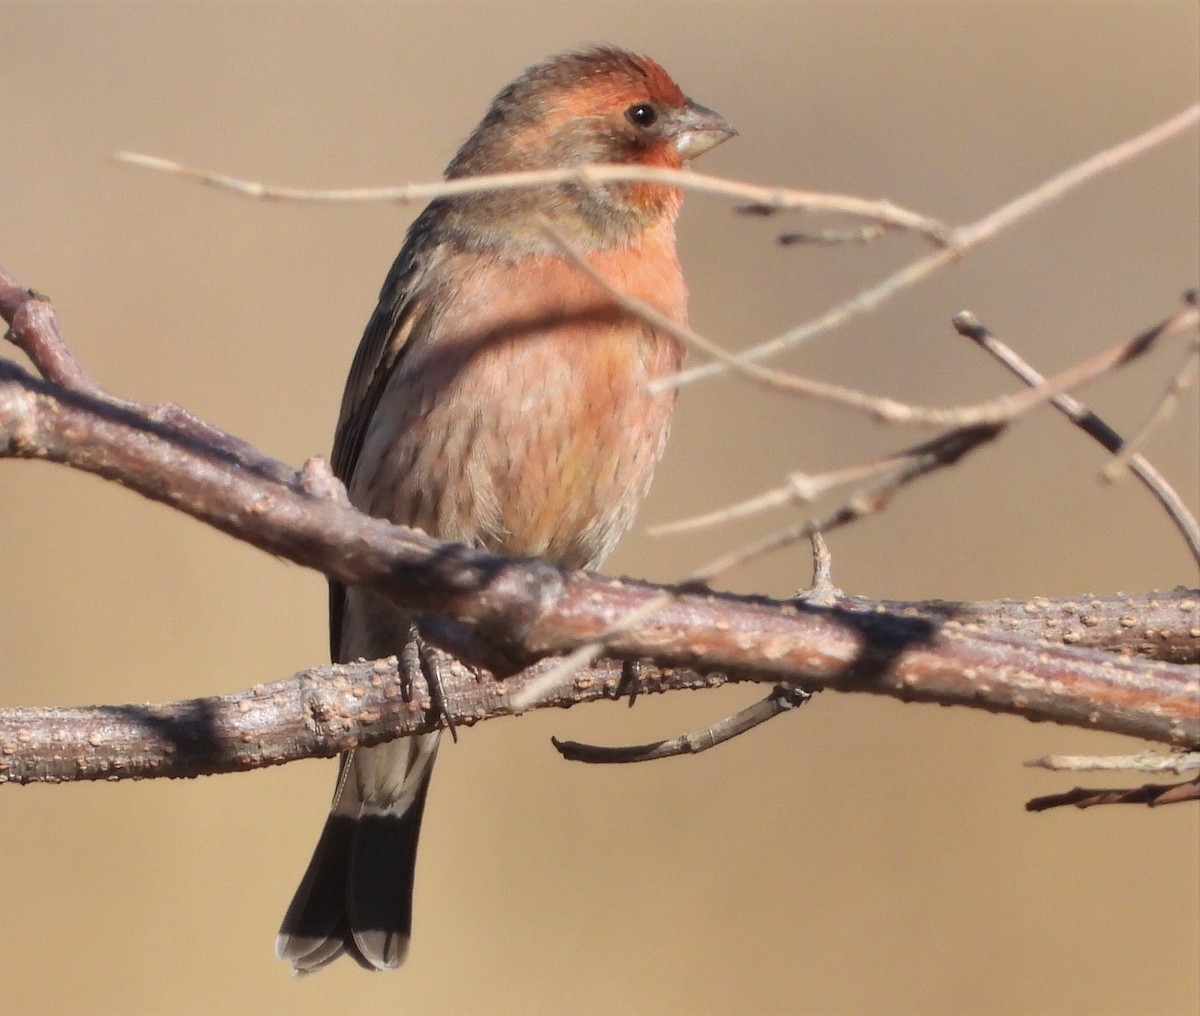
[114, 151, 950, 241]
[2, 583, 1197, 785]
[1026, 775, 1200, 812]
[1025, 750, 1200, 773]
[550, 685, 813, 763]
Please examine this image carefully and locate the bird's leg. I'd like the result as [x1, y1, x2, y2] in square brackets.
[615, 658, 643, 707]
[401, 622, 459, 743]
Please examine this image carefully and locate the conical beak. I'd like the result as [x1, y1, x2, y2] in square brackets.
[672, 99, 737, 160]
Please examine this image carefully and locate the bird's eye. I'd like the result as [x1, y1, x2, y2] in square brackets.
[625, 103, 658, 128]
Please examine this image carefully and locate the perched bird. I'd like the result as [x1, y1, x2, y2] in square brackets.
[276, 46, 734, 973]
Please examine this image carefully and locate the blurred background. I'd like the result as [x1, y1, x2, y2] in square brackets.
[2, 3, 1197, 1014]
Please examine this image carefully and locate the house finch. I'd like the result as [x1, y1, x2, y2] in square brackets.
[276, 45, 734, 973]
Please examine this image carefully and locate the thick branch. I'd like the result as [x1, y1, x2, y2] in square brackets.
[2, 585, 1197, 783]
[0, 656, 715, 784]
[863, 592, 1200, 666]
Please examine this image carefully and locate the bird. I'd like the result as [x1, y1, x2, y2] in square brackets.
[276, 45, 734, 974]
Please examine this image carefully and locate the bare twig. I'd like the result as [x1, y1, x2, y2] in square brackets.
[650, 456, 908, 536]
[955, 310, 1200, 568]
[113, 151, 949, 241]
[662, 103, 1200, 390]
[534, 216, 805, 395]
[806, 532, 835, 599]
[4, 288, 102, 392]
[543, 215, 1196, 479]
[1101, 340, 1199, 482]
[674, 303, 1197, 583]
[1025, 750, 1200, 774]
[117, 118, 1200, 436]
[688, 426, 1004, 582]
[550, 685, 812, 763]
[777, 224, 890, 245]
[655, 297, 1199, 423]
[1026, 775, 1200, 811]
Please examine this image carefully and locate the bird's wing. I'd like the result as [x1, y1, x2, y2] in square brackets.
[327, 210, 444, 661]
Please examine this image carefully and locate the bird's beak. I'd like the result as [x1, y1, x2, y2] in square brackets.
[672, 100, 737, 160]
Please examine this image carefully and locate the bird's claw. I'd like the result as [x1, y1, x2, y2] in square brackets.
[401, 624, 459, 743]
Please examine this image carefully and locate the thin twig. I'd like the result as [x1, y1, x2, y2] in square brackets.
[546, 218, 1197, 430]
[118, 121, 1200, 432]
[535, 215, 819, 396]
[954, 310, 1200, 568]
[777, 224, 890, 245]
[1102, 340, 1199, 481]
[661, 103, 1200, 390]
[5, 290, 103, 392]
[1026, 776, 1200, 811]
[681, 292, 1200, 577]
[113, 151, 948, 241]
[807, 532, 834, 597]
[688, 427, 1004, 583]
[1025, 750, 1200, 774]
[651, 452, 924, 536]
[550, 685, 812, 763]
[658, 299, 1198, 424]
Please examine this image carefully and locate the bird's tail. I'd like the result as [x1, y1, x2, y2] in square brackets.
[275, 736, 438, 973]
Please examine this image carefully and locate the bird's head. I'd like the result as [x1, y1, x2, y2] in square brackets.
[445, 47, 735, 240]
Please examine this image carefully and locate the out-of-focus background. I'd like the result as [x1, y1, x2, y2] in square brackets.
[2, 3, 1197, 1014]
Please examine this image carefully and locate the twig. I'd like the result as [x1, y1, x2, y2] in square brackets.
[806, 532, 835, 599]
[688, 426, 1004, 583]
[661, 103, 1200, 390]
[651, 451, 937, 536]
[685, 302, 1197, 585]
[954, 310, 1200, 568]
[550, 685, 812, 763]
[1026, 775, 1200, 812]
[777, 224, 890, 245]
[119, 127, 1200, 434]
[4, 289, 102, 393]
[544, 217, 1197, 434]
[657, 299, 1198, 424]
[1102, 340, 1199, 482]
[113, 151, 949, 241]
[534, 216, 819, 397]
[1025, 750, 1200, 774]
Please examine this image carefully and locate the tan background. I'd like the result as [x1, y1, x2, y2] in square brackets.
[2, 3, 1197, 1014]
